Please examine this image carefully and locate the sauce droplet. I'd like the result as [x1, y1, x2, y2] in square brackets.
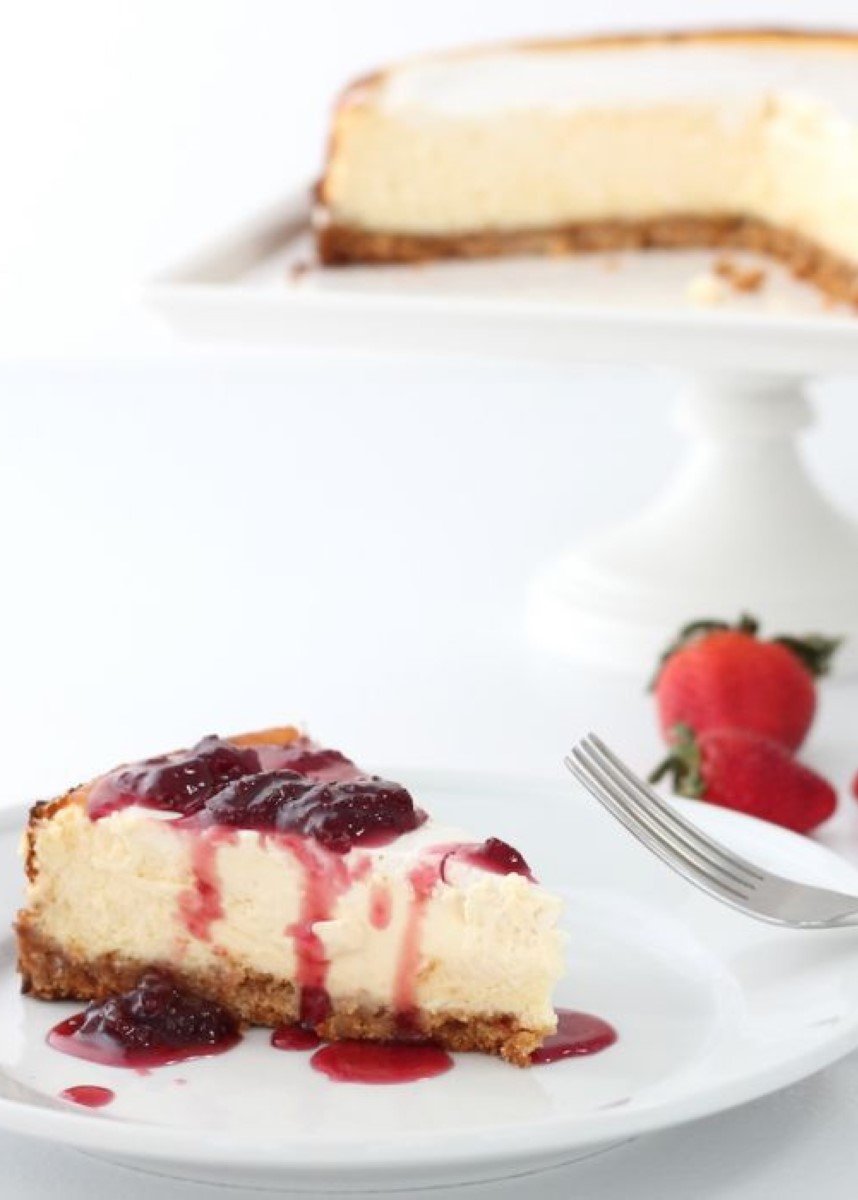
[59, 1085, 114, 1108]
[276, 833, 350, 1025]
[271, 1025, 322, 1051]
[177, 827, 236, 941]
[393, 859, 439, 1015]
[531, 1009, 617, 1065]
[369, 882, 392, 930]
[310, 1040, 454, 1084]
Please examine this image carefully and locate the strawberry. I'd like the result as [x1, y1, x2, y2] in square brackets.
[651, 725, 837, 834]
[651, 614, 839, 752]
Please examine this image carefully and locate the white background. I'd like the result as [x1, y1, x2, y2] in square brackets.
[2, 1, 858, 1196]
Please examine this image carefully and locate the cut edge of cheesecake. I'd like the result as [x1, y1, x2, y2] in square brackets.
[17, 726, 564, 1067]
[315, 27, 858, 305]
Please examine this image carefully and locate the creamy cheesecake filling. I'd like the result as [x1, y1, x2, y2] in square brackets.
[23, 799, 563, 1031]
[323, 41, 858, 264]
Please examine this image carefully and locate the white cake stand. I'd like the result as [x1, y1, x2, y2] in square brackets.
[149, 194, 858, 673]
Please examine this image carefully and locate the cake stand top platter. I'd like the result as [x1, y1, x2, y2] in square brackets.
[148, 192, 858, 377]
[148, 192, 858, 675]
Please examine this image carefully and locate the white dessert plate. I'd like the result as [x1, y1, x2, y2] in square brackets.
[1, 769, 858, 1193]
[147, 193, 858, 374]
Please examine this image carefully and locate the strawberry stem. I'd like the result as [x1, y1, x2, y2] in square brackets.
[649, 611, 841, 689]
[648, 724, 706, 798]
[735, 613, 760, 636]
[772, 634, 842, 678]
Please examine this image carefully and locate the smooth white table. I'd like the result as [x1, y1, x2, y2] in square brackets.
[1, 349, 856, 1197]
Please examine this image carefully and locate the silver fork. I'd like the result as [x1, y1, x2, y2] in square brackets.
[566, 733, 858, 929]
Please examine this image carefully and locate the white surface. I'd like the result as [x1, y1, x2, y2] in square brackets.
[6, 777, 858, 1190]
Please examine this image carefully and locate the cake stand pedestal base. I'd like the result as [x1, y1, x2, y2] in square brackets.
[150, 198, 858, 676]
[527, 373, 858, 674]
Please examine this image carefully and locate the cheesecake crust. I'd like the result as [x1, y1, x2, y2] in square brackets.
[17, 919, 546, 1066]
[317, 214, 858, 307]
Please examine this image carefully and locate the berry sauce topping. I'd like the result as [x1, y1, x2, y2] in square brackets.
[47, 971, 242, 1069]
[177, 827, 237, 942]
[59, 1085, 114, 1108]
[255, 738, 360, 781]
[271, 1024, 322, 1051]
[466, 837, 533, 878]
[87, 737, 261, 820]
[198, 772, 426, 853]
[441, 837, 534, 882]
[309, 1040, 454, 1084]
[85, 733, 422, 857]
[279, 835, 351, 1027]
[531, 1010, 618, 1065]
[369, 882, 393, 930]
[393, 859, 440, 1016]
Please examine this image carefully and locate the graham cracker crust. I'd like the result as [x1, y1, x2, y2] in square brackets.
[16, 918, 545, 1066]
[316, 214, 858, 307]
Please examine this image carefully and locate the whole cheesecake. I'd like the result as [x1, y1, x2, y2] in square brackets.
[317, 29, 858, 304]
[17, 727, 564, 1066]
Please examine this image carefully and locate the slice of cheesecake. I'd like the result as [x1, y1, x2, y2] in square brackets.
[317, 29, 858, 305]
[18, 727, 564, 1065]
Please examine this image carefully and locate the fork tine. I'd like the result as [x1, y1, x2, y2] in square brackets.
[567, 750, 752, 904]
[588, 729, 763, 892]
[586, 734, 765, 884]
[575, 742, 754, 897]
[571, 746, 753, 900]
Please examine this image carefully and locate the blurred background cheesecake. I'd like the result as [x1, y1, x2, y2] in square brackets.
[319, 30, 858, 305]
